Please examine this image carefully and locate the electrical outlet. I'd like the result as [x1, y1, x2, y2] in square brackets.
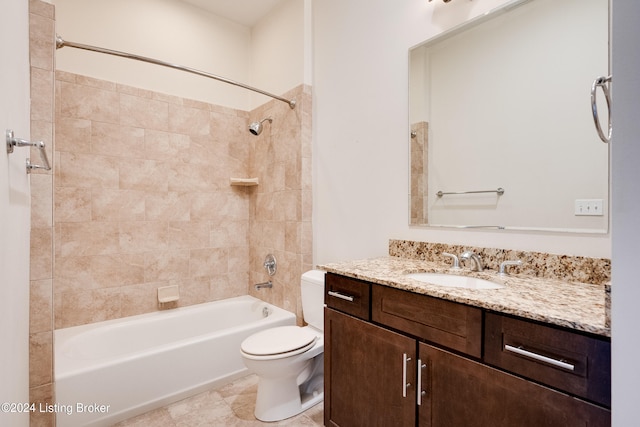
[574, 199, 604, 216]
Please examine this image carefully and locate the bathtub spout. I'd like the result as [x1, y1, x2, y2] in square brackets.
[254, 281, 273, 290]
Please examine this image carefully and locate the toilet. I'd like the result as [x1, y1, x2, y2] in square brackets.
[240, 270, 325, 422]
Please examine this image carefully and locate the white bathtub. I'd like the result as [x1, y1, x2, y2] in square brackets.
[54, 295, 296, 427]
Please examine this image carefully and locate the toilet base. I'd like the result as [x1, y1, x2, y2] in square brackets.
[254, 375, 324, 422]
[253, 354, 324, 422]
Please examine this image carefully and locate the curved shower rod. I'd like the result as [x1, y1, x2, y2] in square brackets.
[55, 35, 296, 109]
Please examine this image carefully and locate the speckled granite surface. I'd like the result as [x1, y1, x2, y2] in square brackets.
[389, 240, 611, 285]
[319, 256, 610, 337]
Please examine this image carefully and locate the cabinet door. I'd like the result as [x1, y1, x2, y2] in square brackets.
[418, 343, 610, 427]
[325, 308, 416, 427]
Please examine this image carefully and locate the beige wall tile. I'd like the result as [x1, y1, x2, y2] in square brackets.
[190, 248, 228, 277]
[144, 129, 190, 162]
[30, 279, 52, 334]
[144, 250, 190, 283]
[55, 117, 91, 153]
[168, 221, 211, 250]
[91, 189, 146, 221]
[57, 152, 120, 188]
[29, 12, 54, 71]
[29, 381, 55, 427]
[168, 103, 210, 136]
[55, 187, 91, 222]
[57, 221, 120, 257]
[119, 221, 169, 253]
[57, 80, 119, 123]
[29, 1, 55, 409]
[91, 121, 146, 158]
[29, 0, 54, 19]
[29, 331, 52, 387]
[118, 158, 170, 192]
[30, 174, 52, 228]
[50, 72, 311, 329]
[145, 192, 191, 221]
[30, 227, 52, 281]
[31, 68, 54, 122]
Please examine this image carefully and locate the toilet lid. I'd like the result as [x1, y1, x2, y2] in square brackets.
[241, 326, 317, 356]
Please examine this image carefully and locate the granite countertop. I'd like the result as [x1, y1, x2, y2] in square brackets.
[319, 256, 610, 337]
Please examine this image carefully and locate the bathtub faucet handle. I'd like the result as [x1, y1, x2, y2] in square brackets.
[263, 254, 277, 276]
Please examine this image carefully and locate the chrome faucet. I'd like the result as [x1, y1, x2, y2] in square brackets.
[460, 251, 484, 272]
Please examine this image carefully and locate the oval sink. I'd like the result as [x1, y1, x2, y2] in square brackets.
[405, 273, 504, 290]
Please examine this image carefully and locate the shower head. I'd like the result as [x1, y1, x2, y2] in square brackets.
[249, 117, 273, 136]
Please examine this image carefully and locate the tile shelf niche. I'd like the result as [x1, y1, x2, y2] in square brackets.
[229, 177, 259, 186]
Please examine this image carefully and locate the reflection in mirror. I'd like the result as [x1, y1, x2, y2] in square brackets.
[409, 0, 609, 233]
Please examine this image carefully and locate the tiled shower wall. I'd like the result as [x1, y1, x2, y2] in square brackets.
[247, 85, 313, 321]
[53, 71, 254, 328]
[28, 0, 312, 423]
[29, 1, 55, 426]
[53, 75, 312, 327]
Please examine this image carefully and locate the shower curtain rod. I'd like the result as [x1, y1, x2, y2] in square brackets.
[55, 35, 296, 109]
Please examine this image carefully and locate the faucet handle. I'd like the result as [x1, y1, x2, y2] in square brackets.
[499, 260, 523, 275]
[442, 252, 461, 270]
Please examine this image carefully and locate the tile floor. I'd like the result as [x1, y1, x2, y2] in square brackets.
[113, 374, 324, 427]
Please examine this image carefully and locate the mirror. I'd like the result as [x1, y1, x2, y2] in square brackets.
[409, 0, 609, 233]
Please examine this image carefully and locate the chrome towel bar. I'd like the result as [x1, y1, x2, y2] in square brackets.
[436, 187, 504, 197]
[6, 129, 51, 173]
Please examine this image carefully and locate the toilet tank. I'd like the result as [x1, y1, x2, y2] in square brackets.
[301, 270, 326, 331]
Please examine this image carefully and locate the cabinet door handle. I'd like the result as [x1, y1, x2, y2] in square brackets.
[402, 353, 411, 398]
[504, 344, 575, 371]
[327, 290, 354, 302]
[417, 359, 426, 405]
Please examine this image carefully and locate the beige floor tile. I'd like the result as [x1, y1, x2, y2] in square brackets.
[113, 374, 324, 427]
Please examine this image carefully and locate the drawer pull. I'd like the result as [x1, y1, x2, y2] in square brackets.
[504, 344, 575, 371]
[328, 290, 355, 302]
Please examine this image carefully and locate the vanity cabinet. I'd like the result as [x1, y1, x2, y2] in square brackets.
[325, 309, 416, 426]
[419, 343, 610, 427]
[324, 273, 611, 427]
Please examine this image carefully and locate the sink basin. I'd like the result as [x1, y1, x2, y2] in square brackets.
[405, 273, 504, 290]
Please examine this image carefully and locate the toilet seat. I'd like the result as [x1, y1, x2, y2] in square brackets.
[241, 326, 318, 359]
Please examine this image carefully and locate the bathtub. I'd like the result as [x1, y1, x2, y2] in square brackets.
[54, 295, 296, 427]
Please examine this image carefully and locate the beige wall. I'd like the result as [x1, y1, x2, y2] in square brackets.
[312, 0, 611, 263]
[53, 0, 308, 111]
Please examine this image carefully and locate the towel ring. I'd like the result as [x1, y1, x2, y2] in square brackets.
[591, 75, 612, 144]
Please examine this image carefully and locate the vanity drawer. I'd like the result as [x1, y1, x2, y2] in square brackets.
[484, 312, 611, 407]
[325, 273, 371, 320]
[372, 284, 482, 358]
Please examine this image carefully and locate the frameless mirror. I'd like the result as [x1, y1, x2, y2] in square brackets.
[409, 0, 609, 233]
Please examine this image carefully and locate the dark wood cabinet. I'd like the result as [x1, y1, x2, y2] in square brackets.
[324, 273, 611, 427]
[418, 343, 610, 427]
[324, 308, 416, 427]
[484, 312, 611, 408]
